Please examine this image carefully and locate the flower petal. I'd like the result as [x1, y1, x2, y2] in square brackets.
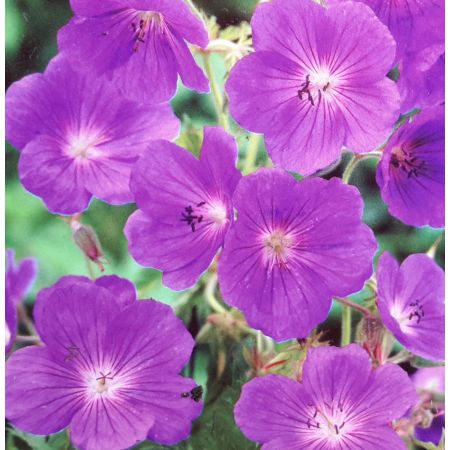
[95, 275, 137, 309]
[6, 346, 83, 435]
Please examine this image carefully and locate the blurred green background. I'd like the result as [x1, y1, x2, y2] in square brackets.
[5, 1, 444, 449]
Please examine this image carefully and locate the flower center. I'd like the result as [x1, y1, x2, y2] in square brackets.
[391, 299, 425, 332]
[390, 145, 425, 178]
[304, 402, 349, 442]
[87, 370, 119, 398]
[131, 12, 163, 52]
[180, 200, 228, 232]
[68, 133, 102, 160]
[263, 230, 294, 269]
[297, 70, 335, 106]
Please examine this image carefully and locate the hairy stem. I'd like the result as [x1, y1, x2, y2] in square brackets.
[205, 273, 227, 313]
[201, 52, 229, 130]
[427, 231, 444, 259]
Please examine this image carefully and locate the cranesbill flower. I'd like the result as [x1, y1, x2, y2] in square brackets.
[5, 249, 38, 353]
[218, 169, 377, 341]
[329, 0, 444, 62]
[377, 252, 444, 361]
[226, 0, 399, 176]
[6, 55, 179, 215]
[6, 275, 202, 450]
[376, 106, 444, 228]
[413, 367, 445, 444]
[235, 344, 417, 449]
[58, 0, 209, 103]
[125, 127, 241, 290]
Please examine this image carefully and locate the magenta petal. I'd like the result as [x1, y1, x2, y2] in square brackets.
[168, 29, 209, 93]
[354, 363, 419, 423]
[377, 252, 444, 361]
[69, 0, 122, 16]
[6, 249, 38, 306]
[104, 300, 195, 375]
[33, 276, 121, 365]
[6, 346, 82, 435]
[5, 73, 47, 150]
[235, 374, 313, 444]
[19, 136, 92, 215]
[70, 396, 155, 450]
[95, 275, 137, 309]
[103, 300, 201, 445]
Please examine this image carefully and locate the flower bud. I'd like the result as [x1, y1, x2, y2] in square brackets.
[72, 223, 107, 271]
[357, 316, 393, 366]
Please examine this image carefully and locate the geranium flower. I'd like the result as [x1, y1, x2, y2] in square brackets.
[125, 127, 241, 290]
[226, 0, 399, 175]
[5, 249, 38, 353]
[235, 344, 417, 449]
[6, 55, 179, 215]
[377, 252, 444, 361]
[217, 169, 377, 341]
[376, 106, 444, 228]
[6, 275, 202, 450]
[58, 0, 209, 103]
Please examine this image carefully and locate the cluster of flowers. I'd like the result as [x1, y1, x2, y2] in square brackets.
[5, 0, 444, 449]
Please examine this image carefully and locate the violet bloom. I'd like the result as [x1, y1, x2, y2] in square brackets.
[377, 252, 444, 361]
[218, 169, 377, 341]
[58, 0, 209, 103]
[376, 106, 444, 228]
[413, 367, 445, 444]
[6, 55, 179, 215]
[226, 0, 399, 175]
[235, 344, 417, 449]
[329, 0, 444, 62]
[5, 249, 38, 353]
[125, 127, 241, 290]
[6, 275, 202, 450]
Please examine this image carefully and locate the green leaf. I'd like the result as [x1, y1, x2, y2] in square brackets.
[7, 427, 53, 450]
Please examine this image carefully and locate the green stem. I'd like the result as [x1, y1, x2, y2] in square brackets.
[201, 52, 229, 130]
[335, 297, 373, 318]
[243, 133, 260, 174]
[341, 305, 352, 346]
[205, 273, 227, 313]
[342, 153, 380, 184]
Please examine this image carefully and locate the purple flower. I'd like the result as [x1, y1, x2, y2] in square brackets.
[377, 252, 444, 361]
[376, 106, 444, 228]
[413, 367, 445, 444]
[226, 0, 399, 175]
[398, 47, 444, 113]
[235, 344, 418, 449]
[6, 55, 179, 215]
[125, 127, 241, 290]
[329, 0, 444, 63]
[58, 0, 209, 103]
[217, 169, 377, 341]
[6, 275, 202, 450]
[5, 249, 38, 353]
[6, 249, 38, 306]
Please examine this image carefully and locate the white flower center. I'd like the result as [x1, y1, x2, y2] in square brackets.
[262, 229, 294, 269]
